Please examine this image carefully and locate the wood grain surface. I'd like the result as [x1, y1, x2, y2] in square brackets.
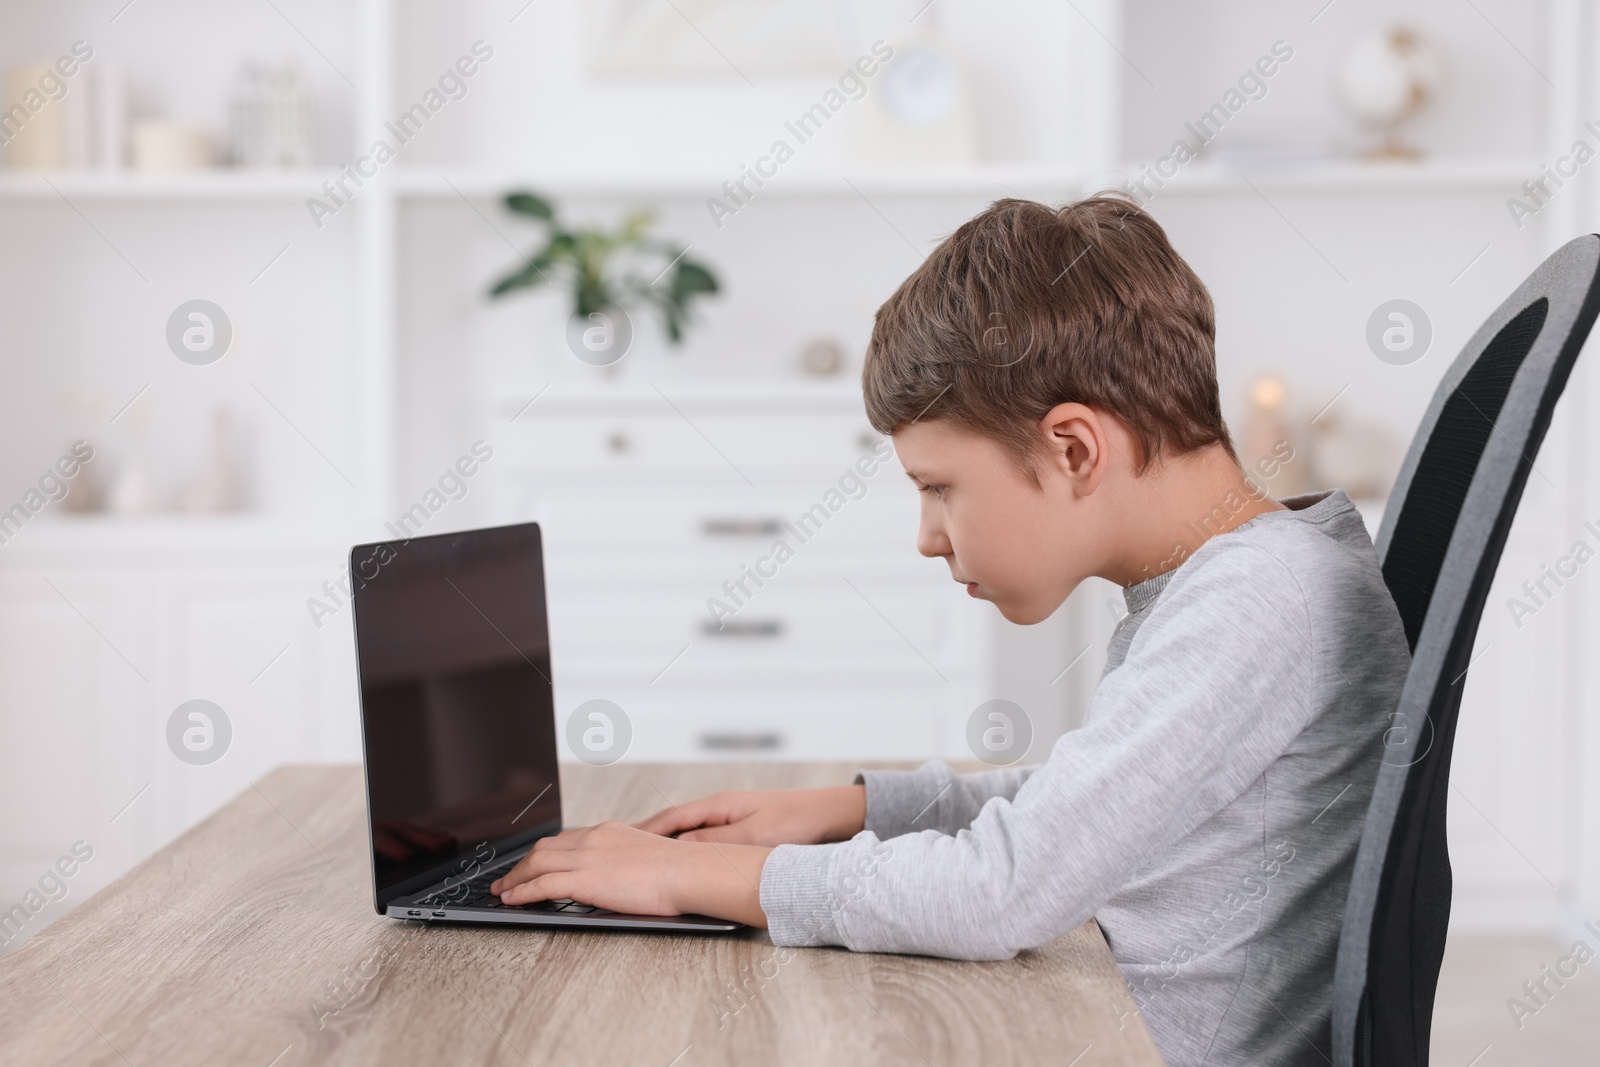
[0, 762, 1164, 1066]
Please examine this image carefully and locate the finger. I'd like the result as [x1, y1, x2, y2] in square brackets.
[632, 808, 680, 836]
[492, 833, 584, 892]
[642, 796, 743, 838]
[490, 855, 535, 893]
[634, 799, 717, 836]
[531, 828, 586, 852]
[678, 822, 750, 844]
[501, 872, 579, 906]
[499, 844, 582, 895]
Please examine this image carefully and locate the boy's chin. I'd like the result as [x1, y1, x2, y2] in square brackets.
[989, 596, 1055, 626]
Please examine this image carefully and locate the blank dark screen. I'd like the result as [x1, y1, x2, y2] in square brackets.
[351, 523, 560, 895]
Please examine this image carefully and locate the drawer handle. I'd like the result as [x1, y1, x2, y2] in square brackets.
[703, 619, 784, 638]
[701, 518, 784, 537]
[699, 732, 784, 752]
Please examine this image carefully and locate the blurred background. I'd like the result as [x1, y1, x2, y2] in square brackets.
[2, 0, 1598, 1055]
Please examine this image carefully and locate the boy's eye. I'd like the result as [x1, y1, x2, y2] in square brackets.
[918, 484, 945, 498]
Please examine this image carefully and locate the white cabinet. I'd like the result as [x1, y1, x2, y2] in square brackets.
[0, 575, 154, 858]
[477, 385, 999, 763]
[0, 521, 357, 949]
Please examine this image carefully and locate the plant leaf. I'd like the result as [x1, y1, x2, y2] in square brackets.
[620, 210, 655, 243]
[490, 260, 548, 296]
[546, 232, 578, 260]
[671, 261, 718, 299]
[505, 192, 555, 220]
[576, 273, 615, 318]
[488, 191, 716, 349]
[488, 239, 568, 297]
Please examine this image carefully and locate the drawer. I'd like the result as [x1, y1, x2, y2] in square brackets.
[552, 687, 947, 762]
[531, 487, 921, 560]
[546, 580, 953, 667]
[501, 412, 887, 471]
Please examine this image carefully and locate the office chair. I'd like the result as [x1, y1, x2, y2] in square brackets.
[1332, 234, 1600, 1066]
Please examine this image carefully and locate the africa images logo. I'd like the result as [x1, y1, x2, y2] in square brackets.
[166, 700, 232, 766]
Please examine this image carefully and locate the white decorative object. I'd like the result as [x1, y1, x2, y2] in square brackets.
[227, 60, 314, 168]
[798, 337, 845, 377]
[131, 120, 214, 171]
[108, 456, 151, 513]
[182, 409, 245, 513]
[1240, 375, 1306, 497]
[1332, 26, 1440, 159]
[882, 47, 959, 128]
[61, 439, 106, 512]
[1311, 414, 1399, 501]
[94, 63, 126, 169]
[848, 40, 977, 168]
[4, 63, 68, 168]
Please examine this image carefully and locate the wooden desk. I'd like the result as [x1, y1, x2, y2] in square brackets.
[1, 762, 1164, 1066]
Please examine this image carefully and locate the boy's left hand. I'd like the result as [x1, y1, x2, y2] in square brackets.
[489, 822, 771, 927]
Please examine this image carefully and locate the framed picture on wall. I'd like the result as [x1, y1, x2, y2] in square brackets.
[583, 0, 845, 79]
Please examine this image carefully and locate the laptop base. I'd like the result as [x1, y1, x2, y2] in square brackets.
[386, 902, 742, 932]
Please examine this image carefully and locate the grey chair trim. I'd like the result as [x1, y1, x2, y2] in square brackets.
[1332, 234, 1600, 1066]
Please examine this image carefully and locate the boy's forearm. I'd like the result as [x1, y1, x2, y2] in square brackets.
[673, 842, 773, 927]
[818, 785, 868, 841]
[658, 783, 864, 927]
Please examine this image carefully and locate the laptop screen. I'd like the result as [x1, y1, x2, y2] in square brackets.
[350, 522, 561, 902]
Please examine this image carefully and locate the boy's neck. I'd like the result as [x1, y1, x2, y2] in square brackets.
[1105, 445, 1287, 588]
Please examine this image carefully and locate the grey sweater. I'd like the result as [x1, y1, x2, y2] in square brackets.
[759, 489, 1412, 1067]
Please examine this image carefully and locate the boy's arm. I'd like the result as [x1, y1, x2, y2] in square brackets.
[760, 545, 1320, 959]
[855, 763, 1040, 839]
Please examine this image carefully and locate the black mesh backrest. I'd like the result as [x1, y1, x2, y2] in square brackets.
[1333, 236, 1600, 1067]
[1382, 298, 1549, 650]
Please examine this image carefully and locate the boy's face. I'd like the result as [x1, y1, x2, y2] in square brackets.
[893, 418, 1096, 625]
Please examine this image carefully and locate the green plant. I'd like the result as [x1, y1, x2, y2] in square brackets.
[488, 191, 719, 344]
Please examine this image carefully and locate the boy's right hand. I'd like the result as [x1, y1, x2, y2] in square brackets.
[633, 785, 866, 847]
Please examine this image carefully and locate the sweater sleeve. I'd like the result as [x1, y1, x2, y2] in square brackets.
[759, 542, 1316, 958]
[854, 762, 1040, 839]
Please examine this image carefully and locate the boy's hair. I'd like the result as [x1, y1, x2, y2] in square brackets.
[863, 194, 1236, 478]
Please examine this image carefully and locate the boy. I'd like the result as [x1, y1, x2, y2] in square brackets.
[492, 196, 1411, 1067]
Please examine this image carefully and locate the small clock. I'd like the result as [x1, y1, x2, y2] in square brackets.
[880, 46, 961, 129]
[848, 39, 977, 167]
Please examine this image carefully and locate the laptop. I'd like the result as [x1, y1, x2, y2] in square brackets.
[349, 520, 740, 932]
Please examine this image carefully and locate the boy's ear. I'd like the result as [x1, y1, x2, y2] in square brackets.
[1038, 403, 1110, 495]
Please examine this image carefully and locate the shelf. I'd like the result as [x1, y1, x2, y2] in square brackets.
[492, 379, 870, 417]
[0, 170, 344, 201]
[0, 157, 1540, 204]
[395, 166, 1092, 200]
[1126, 158, 1543, 194]
[0, 513, 362, 561]
[396, 158, 1542, 202]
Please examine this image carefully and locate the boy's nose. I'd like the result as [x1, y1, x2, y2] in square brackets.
[916, 524, 951, 559]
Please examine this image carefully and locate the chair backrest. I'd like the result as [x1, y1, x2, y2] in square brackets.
[1333, 235, 1600, 1066]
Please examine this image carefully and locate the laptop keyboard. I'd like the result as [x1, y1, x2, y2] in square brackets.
[419, 872, 599, 914]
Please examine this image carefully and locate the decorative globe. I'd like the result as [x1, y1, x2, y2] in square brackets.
[1333, 26, 1440, 158]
